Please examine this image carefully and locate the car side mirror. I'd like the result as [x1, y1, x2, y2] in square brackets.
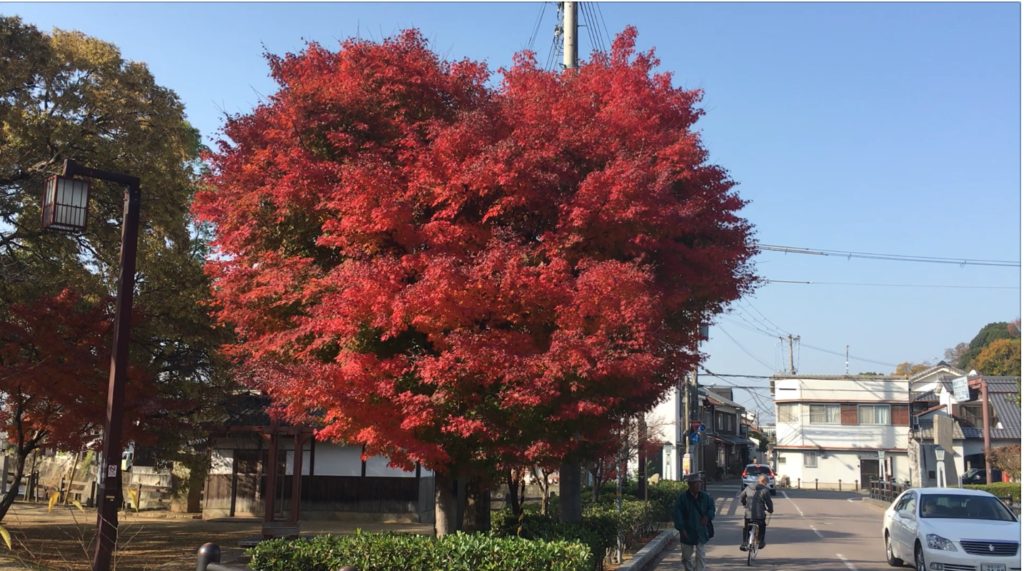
[898, 510, 915, 520]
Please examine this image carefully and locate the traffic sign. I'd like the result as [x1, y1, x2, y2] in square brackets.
[698, 423, 706, 432]
[690, 420, 702, 432]
[689, 432, 701, 445]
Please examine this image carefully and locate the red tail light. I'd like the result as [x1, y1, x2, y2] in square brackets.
[769, 471, 775, 478]
[742, 470, 748, 477]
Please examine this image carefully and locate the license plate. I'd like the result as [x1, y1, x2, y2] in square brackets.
[981, 564, 1006, 571]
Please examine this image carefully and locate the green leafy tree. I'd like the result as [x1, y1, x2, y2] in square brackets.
[957, 322, 1019, 370]
[0, 16, 232, 472]
[973, 338, 1021, 377]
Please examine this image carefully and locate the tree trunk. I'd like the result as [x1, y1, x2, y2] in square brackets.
[462, 479, 491, 533]
[637, 417, 647, 501]
[538, 467, 550, 515]
[507, 469, 522, 517]
[454, 478, 466, 532]
[558, 458, 582, 522]
[434, 472, 458, 537]
[0, 447, 31, 522]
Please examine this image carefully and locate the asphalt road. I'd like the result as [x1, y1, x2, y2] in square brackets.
[651, 483, 894, 571]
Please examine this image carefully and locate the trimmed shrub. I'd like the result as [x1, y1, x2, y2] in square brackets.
[248, 531, 591, 571]
[492, 507, 613, 571]
[965, 482, 1021, 502]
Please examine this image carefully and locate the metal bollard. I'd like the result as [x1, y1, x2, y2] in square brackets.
[197, 543, 220, 571]
[855, 479, 858, 491]
[815, 479, 818, 491]
[839, 479, 842, 492]
[797, 478, 800, 489]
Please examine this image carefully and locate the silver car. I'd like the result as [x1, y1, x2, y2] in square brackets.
[741, 464, 776, 496]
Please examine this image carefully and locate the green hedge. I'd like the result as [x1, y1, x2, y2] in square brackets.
[583, 480, 688, 522]
[492, 507, 613, 571]
[965, 483, 1021, 502]
[248, 531, 591, 571]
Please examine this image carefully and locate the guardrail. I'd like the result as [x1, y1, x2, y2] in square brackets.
[196, 544, 360, 571]
[868, 479, 907, 505]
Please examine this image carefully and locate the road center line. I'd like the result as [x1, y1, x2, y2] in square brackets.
[810, 525, 823, 538]
[781, 490, 805, 517]
[836, 553, 858, 570]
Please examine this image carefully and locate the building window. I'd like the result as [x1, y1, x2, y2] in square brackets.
[809, 404, 840, 424]
[803, 452, 817, 468]
[717, 414, 723, 430]
[858, 405, 891, 425]
[778, 456, 786, 464]
[778, 404, 798, 423]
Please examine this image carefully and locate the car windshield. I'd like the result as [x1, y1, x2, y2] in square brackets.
[919, 494, 1016, 522]
[746, 466, 772, 475]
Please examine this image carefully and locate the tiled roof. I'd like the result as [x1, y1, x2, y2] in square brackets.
[915, 419, 966, 440]
[701, 387, 745, 411]
[771, 374, 907, 380]
[959, 393, 1021, 440]
[914, 390, 939, 402]
[980, 377, 1020, 394]
[909, 362, 965, 381]
[915, 404, 945, 417]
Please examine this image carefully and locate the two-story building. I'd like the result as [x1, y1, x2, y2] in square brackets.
[771, 375, 911, 487]
[648, 382, 750, 481]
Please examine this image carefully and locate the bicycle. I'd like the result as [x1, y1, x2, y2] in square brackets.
[745, 512, 772, 566]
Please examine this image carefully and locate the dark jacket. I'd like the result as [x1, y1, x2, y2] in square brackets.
[672, 490, 716, 546]
[741, 483, 774, 520]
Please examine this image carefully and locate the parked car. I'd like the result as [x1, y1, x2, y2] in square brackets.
[962, 468, 1004, 485]
[882, 488, 1020, 571]
[741, 464, 776, 496]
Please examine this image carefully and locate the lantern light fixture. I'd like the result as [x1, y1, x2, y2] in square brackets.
[42, 175, 91, 232]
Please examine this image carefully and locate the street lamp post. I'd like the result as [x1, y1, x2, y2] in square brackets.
[42, 159, 141, 571]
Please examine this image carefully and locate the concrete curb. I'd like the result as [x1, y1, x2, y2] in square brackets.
[616, 529, 679, 571]
[862, 497, 891, 510]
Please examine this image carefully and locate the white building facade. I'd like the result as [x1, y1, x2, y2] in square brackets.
[772, 375, 911, 488]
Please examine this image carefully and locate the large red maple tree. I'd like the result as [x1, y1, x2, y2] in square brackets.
[195, 27, 757, 534]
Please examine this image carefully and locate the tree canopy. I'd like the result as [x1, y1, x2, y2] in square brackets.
[0, 16, 232, 465]
[194, 27, 757, 494]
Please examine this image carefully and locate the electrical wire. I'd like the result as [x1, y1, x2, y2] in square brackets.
[527, 2, 548, 53]
[717, 326, 777, 372]
[766, 279, 1021, 290]
[757, 244, 1020, 268]
[739, 299, 791, 336]
[799, 342, 897, 368]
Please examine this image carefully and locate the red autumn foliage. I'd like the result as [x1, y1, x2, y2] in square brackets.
[194, 28, 757, 481]
[0, 289, 171, 519]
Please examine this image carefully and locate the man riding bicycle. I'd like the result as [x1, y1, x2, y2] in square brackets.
[740, 474, 774, 551]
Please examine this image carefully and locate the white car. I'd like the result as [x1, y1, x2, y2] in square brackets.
[882, 488, 1021, 571]
[741, 464, 776, 496]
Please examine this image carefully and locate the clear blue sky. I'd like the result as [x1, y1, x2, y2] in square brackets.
[7, 2, 1021, 420]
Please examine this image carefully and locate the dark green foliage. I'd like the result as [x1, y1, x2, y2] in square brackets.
[965, 483, 1021, 503]
[248, 531, 592, 571]
[959, 322, 1017, 370]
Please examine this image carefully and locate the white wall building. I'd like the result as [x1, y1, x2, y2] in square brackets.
[772, 375, 911, 488]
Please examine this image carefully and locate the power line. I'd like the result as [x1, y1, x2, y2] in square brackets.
[719, 317, 897, 369]
[757, 244, 1020, 268]
[527, 2, 548, 52]
[799, 342, 898, 368]
[766, 279, 1021, 290]
[740, 299, 791, 336]
[716, 329, 770, 374]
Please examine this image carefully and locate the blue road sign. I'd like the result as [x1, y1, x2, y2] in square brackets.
[689, 432, 701, 445]
[698, 423, 706, 432]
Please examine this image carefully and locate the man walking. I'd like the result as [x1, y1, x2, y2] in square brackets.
[673, 473, 716, 571]
[740, 474, 774, 550]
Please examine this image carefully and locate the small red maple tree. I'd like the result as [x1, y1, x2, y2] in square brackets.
[195, 27, 756, 534]
[0, 289, 169, 521]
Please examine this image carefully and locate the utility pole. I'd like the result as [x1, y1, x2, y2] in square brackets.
[562, 1, 578, 69]
[981, 378, 993, 484]
[782, 335, 800, 375]
[846, 345, 850, 375]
